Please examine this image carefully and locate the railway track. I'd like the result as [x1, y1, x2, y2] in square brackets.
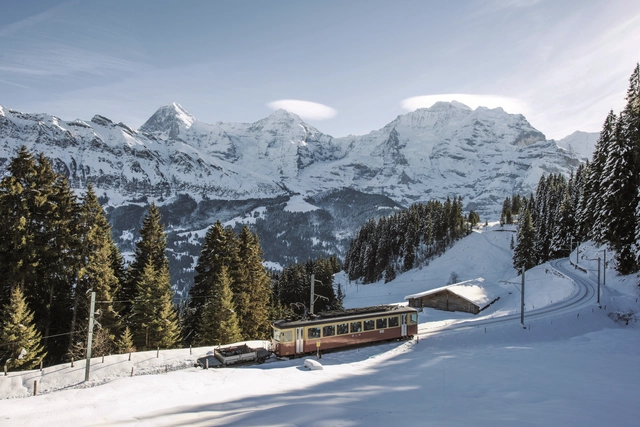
[417, 257, 598, 335]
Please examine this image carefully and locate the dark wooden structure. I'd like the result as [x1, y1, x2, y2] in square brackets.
[404, 278, 500, 315]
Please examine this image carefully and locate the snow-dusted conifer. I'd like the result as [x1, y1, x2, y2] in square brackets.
[0, 287, 46, 370]
[513, 209, 537, 272]
[234, 226, 272, 340]
[197, 266, 242, 346]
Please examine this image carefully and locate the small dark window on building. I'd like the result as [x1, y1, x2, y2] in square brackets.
[337, 323, 349, 335]
[350, 322, 362, 333]
[364, 320, 375, 331]
[323, 325, 335, 337]
[308, 327, 321, 339]
[376, 318, 387, 329]
[388, 316, 399, 327]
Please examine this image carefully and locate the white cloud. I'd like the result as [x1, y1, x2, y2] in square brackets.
[267, 99, 337, 120]
[401, 94, 529, 115]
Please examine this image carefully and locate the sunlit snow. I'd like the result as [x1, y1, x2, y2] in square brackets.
[1, 225, 638, 427]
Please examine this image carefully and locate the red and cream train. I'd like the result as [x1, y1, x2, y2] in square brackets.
[271, 305, 418, 357]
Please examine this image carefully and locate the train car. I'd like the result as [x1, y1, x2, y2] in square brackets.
[272, 305, 418, 357]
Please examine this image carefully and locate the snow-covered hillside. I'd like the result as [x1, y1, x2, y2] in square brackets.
[2, 224, 638, 426]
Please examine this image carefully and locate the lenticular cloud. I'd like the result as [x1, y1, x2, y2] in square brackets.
[267, 99, 337, 120]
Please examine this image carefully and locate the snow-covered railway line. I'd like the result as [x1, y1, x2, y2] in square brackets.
[416, 257, 598, 335]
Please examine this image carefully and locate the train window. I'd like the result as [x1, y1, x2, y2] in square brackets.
[323, 325, 335, 337]
[410, 313, 418, 324]
[308, 327, 321, 339]
[376, 318, 387, 329]
[364, 320, 375, 331]
[281, 331, 293, 342]
[350, 322, 362, 333]
[337, 323, 349, 335]
[388, 317, 399, 327]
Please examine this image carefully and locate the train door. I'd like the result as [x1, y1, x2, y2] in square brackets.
[295, 327, 304, 354]
[401, 314, 407, 337]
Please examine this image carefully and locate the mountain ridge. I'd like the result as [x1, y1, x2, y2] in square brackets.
[0, 101, 589, 213]
[0, 100, 595, 290]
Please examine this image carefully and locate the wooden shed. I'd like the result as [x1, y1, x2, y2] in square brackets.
[404, 278, 500, 315]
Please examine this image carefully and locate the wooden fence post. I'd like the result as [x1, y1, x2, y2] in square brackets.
[130, 367, 134, 377]
[71, 358, 74, 368]
[4, 364, 7, 376]
[128, 351, 131, 361]
[33, 380, 37, 396]
[40, 361, 43, 371]
[157, 347, 159, 358]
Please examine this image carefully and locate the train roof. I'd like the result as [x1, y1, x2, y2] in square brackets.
[272, 304, 416, 328]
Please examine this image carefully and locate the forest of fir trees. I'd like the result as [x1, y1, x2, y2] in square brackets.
[0, 146, 345, 370]
[344, 196, 480, 284]
[508, 63, 640, 276]
[0, 146, 186, 369]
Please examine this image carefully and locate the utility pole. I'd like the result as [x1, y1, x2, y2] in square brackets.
[520, 267, 525, 328]
[597, 257, 601, 305]
[309, 273, 329, 315]
[603, 249, 606, 287]
[576, 241, 579, 265]
[310, 273, 315, 315]
[85, 291, 96, 382]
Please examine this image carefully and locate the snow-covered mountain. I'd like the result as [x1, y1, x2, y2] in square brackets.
[555, 130, 599, 160]
[0, 101, 582, 213]
[0, 101, 586, 290]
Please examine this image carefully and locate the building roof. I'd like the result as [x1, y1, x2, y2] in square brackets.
[404, 278, 501, 309]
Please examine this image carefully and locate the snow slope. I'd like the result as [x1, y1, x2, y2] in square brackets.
[1, 225, 638, 426]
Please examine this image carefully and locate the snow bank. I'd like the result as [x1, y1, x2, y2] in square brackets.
[303, 359, 323, 370]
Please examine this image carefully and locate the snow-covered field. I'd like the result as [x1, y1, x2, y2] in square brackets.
[1, 224, 639, 426]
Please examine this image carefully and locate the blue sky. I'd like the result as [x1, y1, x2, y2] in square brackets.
[1, 0, 639, 139]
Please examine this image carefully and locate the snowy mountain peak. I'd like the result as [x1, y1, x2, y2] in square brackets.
[268, 108, 300, 120]
[261, 109, 303, 126]
[248, 108, 307, 134]
[139, 102, 196, 136]
[450, 100, 472, 110]
[555, 130, 599, 160]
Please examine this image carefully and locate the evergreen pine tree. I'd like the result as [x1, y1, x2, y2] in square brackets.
[335, 283, 345, 309]
[69, 185, 121, 357]
[119, 203, 168, 328]
[513, 209, 537, 272]
[235, 226, 272, 340]
[115, 326, 135, 354]
[0, 147, 80, 362]
[0, 287, 46, 370]
[550, 186, 574, 259]
[197, 266, 242, 346]
[588, 111, 617, 243]
[185, 221, 236, 344]
[600, 114, 638, 273]
[511, 195, 523, 222]
[131, 260, 180, 350]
